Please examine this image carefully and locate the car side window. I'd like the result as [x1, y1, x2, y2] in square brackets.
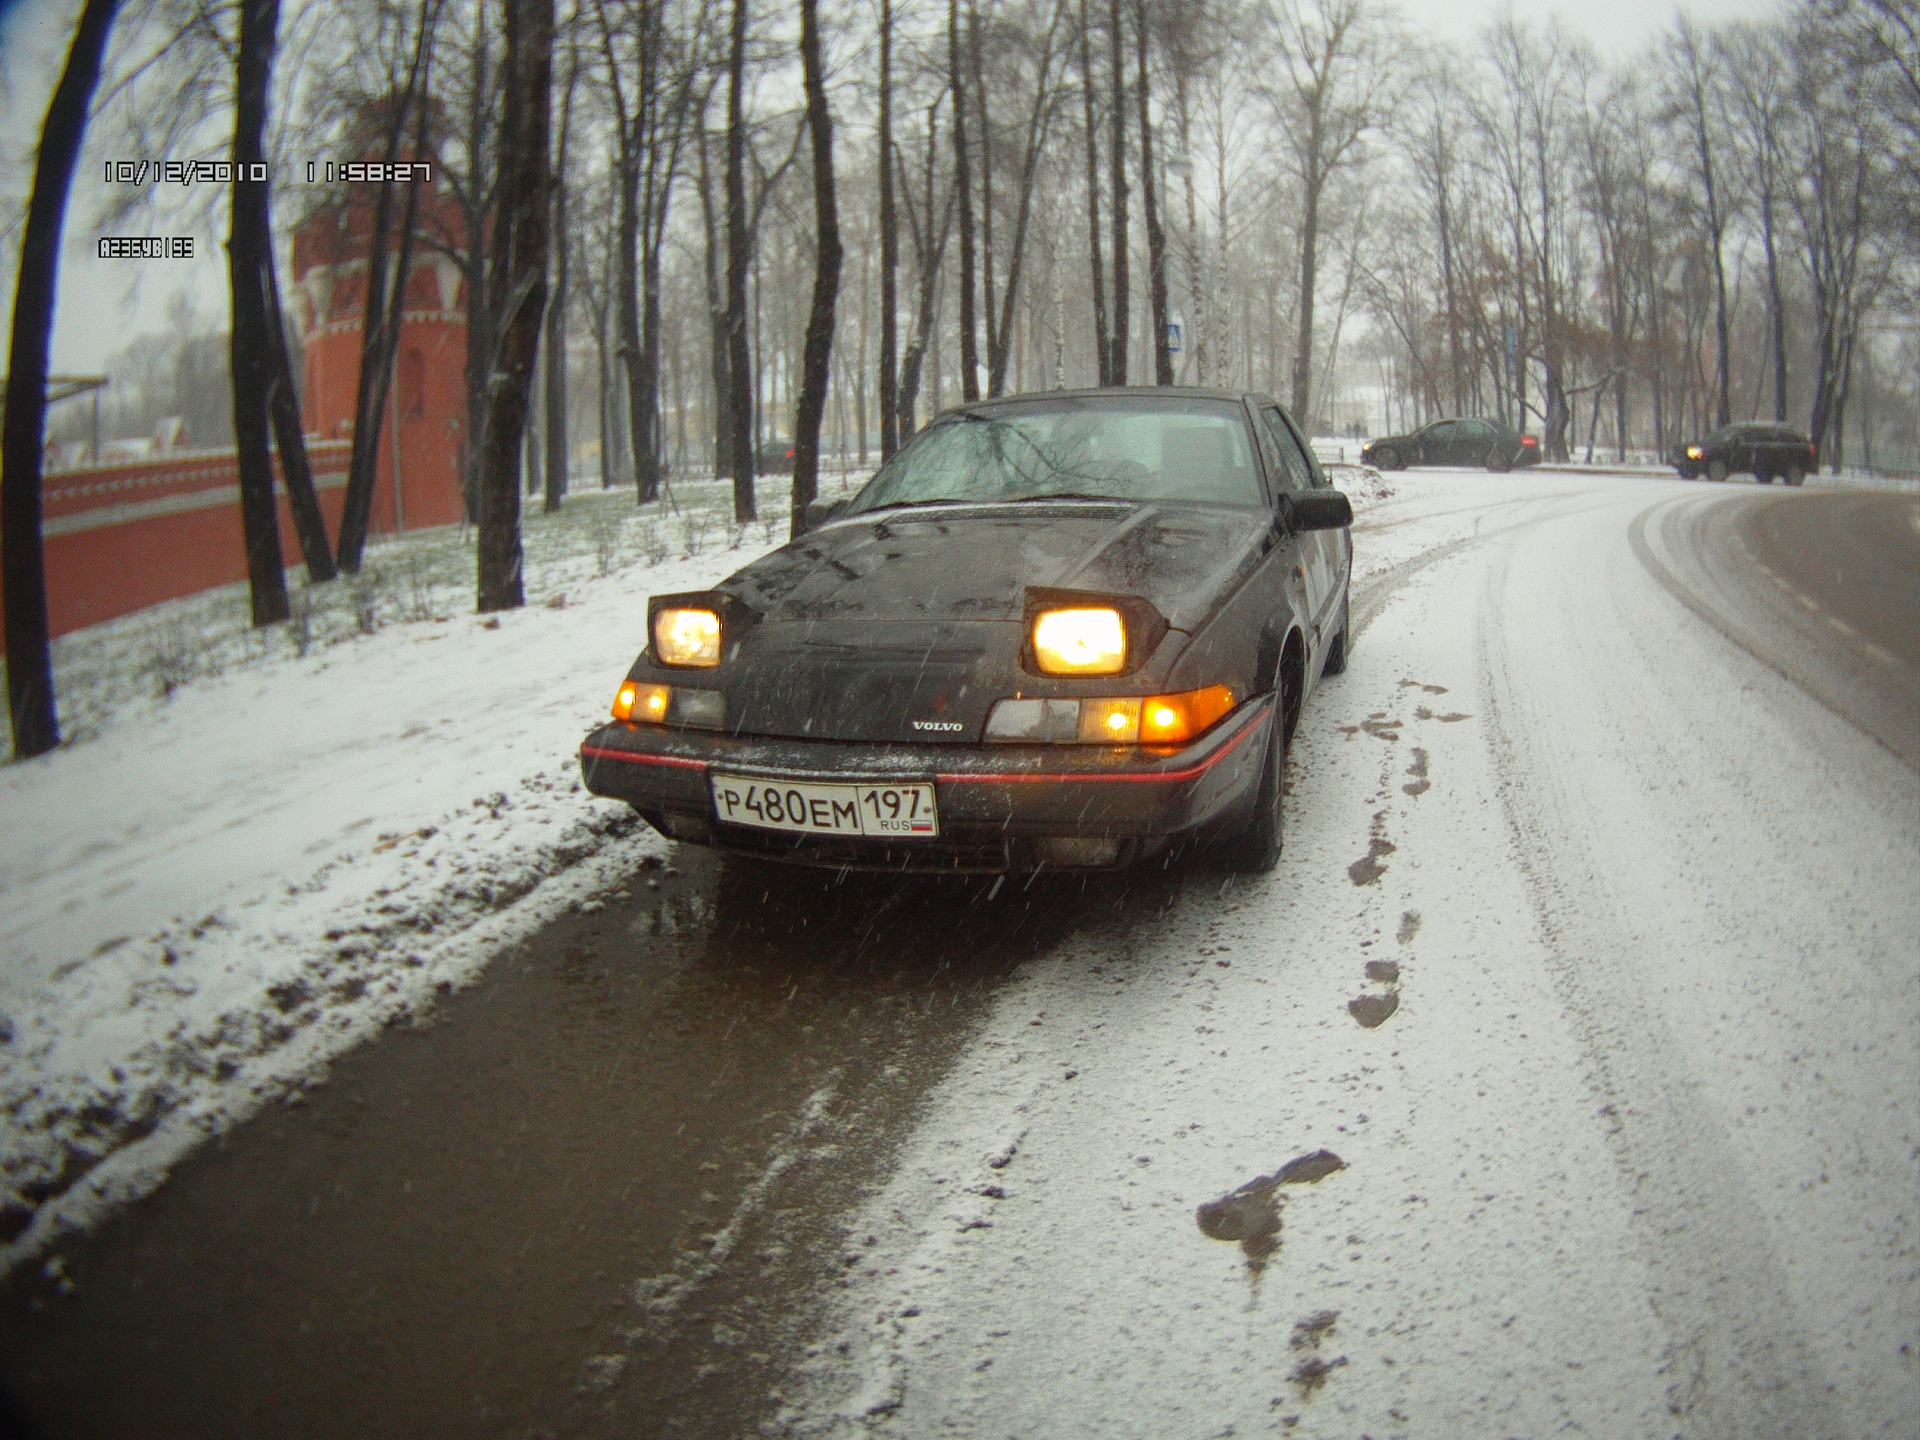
[1260, 406, 1315, 492]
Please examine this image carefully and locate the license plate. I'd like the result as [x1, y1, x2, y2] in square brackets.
[709, 774, 939, 838]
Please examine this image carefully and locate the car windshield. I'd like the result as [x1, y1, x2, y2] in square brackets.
[846, 397, 1266, 513]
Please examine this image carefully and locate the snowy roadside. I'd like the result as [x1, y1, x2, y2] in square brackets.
[0, 461, 1392, 1274]
[0, 471, 864, 1271]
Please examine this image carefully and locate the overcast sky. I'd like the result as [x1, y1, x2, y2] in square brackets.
[2, 0, 1792, 380]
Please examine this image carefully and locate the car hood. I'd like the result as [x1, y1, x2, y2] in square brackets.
[725, 501, 1267, 630]
[706, 501, 1270, 744]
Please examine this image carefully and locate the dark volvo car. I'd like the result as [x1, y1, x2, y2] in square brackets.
[1360, 415, 1539, 472]
[580, 389, 1353, 874]
[1674, 421, 1815, 485]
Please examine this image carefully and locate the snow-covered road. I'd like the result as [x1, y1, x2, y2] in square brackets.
[4, 469, 1915, 1438]
[790, 471, 1920, 1437]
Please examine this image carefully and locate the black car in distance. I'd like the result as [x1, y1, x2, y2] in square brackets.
[1673, 421, 1816, 485]
[1360, 415, 1540, 472]
[581, 389, 1353, 875]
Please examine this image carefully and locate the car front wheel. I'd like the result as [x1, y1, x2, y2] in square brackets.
[1321, 584, 1351, 677]
[1218, 697, 1289, 874]
[1372, 445, 1400, 471]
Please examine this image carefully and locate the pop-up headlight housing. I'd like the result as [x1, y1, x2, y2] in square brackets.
[1021, 586, 1168, 679]
[652, 606, 721, 667]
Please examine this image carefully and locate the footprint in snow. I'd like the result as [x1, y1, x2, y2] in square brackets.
[1195, 1150, 1345, 1276]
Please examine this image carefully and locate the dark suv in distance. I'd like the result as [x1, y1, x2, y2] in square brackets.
[1361, 416, 1540, 472]
[1674, 422, 1816, 485]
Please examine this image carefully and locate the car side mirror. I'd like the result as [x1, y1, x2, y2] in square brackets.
[1287, 491, 1352, 532]
[800, 498, 847, 533]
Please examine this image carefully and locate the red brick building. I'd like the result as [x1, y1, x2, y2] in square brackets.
[0, 148, 470, 655]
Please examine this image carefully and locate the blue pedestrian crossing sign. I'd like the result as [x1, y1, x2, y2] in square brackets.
[1167, 322, 1182, 353]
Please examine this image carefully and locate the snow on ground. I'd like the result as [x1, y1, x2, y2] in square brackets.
[783, 470, 1920, 1437]
[0, 469, 863, 1269]
[0, 458, 1393, 1276]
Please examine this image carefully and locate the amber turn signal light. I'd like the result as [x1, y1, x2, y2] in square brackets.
[1139, 685, 1236, 744]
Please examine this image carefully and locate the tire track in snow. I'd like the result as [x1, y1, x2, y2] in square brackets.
[1475, 510, 1848, 1439]
[1351, 486, 1636, 641]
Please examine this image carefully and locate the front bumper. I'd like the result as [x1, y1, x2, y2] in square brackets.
[579, 698, 1274, 871]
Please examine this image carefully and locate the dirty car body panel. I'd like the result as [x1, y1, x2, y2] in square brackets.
[580, 389, 1353, 872]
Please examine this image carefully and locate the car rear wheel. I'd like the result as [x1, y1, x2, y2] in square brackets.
[1707, 459, 1729, 482]
[1784, 464, 1807, 486]
[1484, 445, 1511, 473]
[1756, 471, 1774, 484]
[1372, 445, 1400, 471]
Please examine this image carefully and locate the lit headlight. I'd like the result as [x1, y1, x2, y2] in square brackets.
[653, 606, 721, 667]
[1032, 607, 1127, 676]
[612, 680, 724, 729]
[1685, 445, 1704, 460]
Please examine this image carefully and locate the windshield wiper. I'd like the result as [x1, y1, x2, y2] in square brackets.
[1003, 491, 1132, 504]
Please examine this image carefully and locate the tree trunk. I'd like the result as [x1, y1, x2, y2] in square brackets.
[725, 0, 757, 522]
[697, 112, 733, 480]
[878, 0, 900, 458]
[263, 202, 337, 582]
[544, 41, 577, 514]
[1078, 0, 1110, 385]
[950, 0, 981, 403]
[791, 0, 842, 538]
[339, 7, 437, 571]
[2, 0, 119, 758]
[1134, 0, 1169, 385]
[476, 0, 553, 613]
[971, 3, 998, 385]
[1290, 163, 1319, 420]
[229, 0, 291, 628]
[1105, 0, 1128, 385]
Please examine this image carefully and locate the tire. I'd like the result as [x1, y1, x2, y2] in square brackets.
[1784, 464, 1806, 487]
[1485, 446, 1512, 473]
[1321, 584, 1351, 677]
[1372, 445, 1400, 471]
[1707, 459, 1729, 482]
[1756, 472, 1774, 484]
[1217, 699, 1287, 873]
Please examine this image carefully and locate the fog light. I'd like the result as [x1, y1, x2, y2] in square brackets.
[985, 697, 1081, 741]
[669, 687, 726, 729]
[1034, 836, 1121, 867]
[614, 681, 671, 722]
[1078, 697, 1141, 743]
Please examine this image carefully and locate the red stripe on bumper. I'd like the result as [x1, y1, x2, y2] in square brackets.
[580, 744, 709, 771]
